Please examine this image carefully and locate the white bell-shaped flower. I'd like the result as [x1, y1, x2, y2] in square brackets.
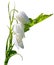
[16, 11, 29, 24]
[13, 23, 25, 49]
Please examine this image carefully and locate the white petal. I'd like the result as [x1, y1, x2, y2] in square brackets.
[16, 33, 22, 42]
[13, 34, 24, 49]
[18, 41, 24, 49]
[16, 11, 29, 24]
[13, 23, 25, 49]
[14, 23, 25, 38]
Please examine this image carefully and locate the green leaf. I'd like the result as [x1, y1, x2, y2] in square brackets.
[6, 50, 17, 58]
[9, 50, 17, 58]
[29, 18, 34, 26]
[5, 50, 17, 63]
[34, 13, 53, 24]
[24, 13, 53, 32]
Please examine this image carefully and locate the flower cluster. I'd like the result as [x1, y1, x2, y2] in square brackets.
[14, 11, 29, 49]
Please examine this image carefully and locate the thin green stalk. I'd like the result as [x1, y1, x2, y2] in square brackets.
[4, 2, 13, 65]
[4, 2, 18, 65]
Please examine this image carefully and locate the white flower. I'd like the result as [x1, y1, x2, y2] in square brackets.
[13, 11, 29, 49]
[16, 11, 29, 24]
[13, 23, 25, 49]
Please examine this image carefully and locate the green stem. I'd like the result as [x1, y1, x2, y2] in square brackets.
[4, 58, 9, 65]
[9, 25, 12, 49]
[4, 62, 8, 65]
[4, 2, 17, 65]
[4, 25, 12, 65]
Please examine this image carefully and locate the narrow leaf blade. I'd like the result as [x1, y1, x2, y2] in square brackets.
[34, 13, 53, 24]
[9, 50, 17, 57]
[24, 13, 53, 32]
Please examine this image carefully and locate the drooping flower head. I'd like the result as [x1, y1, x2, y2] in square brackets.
[16, 11, 30, 24]
[14, 23, 24, 49]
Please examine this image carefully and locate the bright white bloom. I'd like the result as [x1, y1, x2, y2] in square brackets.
[16, 11, 30, 24]
[14, 11, 29, 49]
[13, 23, 25, 49]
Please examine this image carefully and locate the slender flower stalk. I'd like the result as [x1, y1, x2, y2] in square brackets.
[4, 2, 18, 65]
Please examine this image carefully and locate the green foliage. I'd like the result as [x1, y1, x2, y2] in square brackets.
[24, 23, 30, 32]
[34, 13, 53, 23]
[24, 18, 34, 32]
[4, 50, 17, 65]
[24, 13, 53, 32]
[8, 50, 17, 58]
[5, 33, 17, 65]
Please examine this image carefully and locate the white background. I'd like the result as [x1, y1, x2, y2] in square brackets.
[0, 0, 54, 65]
